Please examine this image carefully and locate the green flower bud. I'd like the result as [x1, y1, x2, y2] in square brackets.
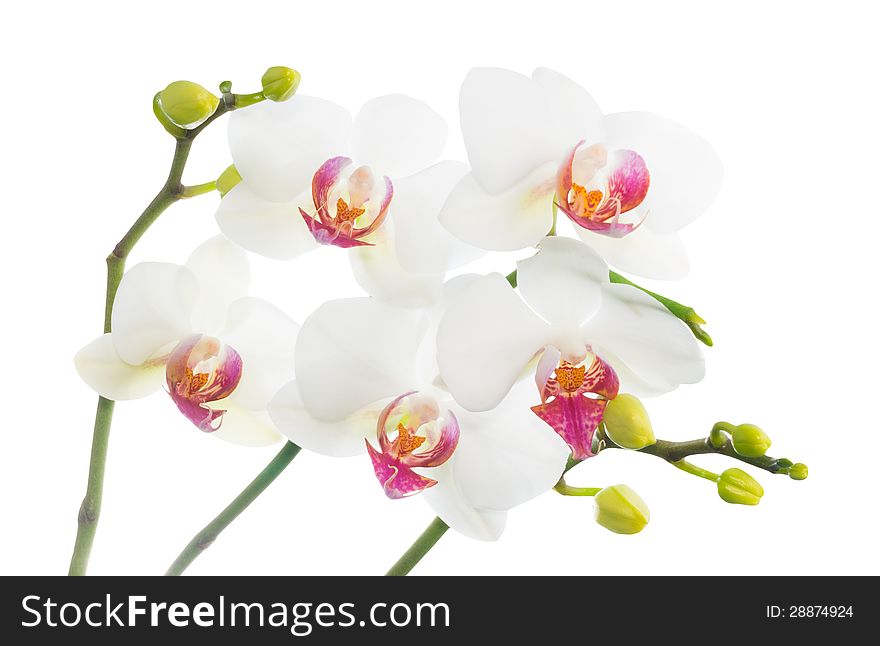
[593, 485, 650, 534]
[216, 164, 242, 198]
[603, 394, 656, 449]
[158, 81, 219, 128]
[731, 423, 771, 457]
[788, 463, 809, 480]
[261, 66, 301, 102]
[717, 468, 764, 505]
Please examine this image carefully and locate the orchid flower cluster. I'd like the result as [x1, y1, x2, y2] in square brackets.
[71, 66, 807, 575]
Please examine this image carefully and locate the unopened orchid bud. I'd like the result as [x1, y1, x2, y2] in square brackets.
[261, 66, 301, 102]
[717, 468, 763, 505]
[731, 424, 772, 457]
[593, 485, 650, 534]
[216, 164, 242, 197]
[603, 394, 655, 450]
[788, 463, 809, 480]
[158, 81, 219, 127]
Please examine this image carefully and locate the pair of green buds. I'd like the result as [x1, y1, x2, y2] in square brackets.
[156, 66, 301, 129]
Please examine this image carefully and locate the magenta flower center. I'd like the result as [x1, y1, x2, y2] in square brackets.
[165, 335, 243, 432]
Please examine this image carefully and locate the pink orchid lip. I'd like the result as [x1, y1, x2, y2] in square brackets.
[165, 334, 243, 432]
[366, 392, 460, 500]
[300, 156, 394, 249]
[555, 140, 650, 238]
[531, 349, 620, 460]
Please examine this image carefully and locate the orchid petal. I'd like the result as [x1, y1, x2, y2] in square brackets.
[604, 111, 722, 234]
[576, 224, 690, 280]
[449, 381, 569, 510]
[219, 297, 299, 411]
[583, 283, 705, 395]
[229, 96, 352, 202]
[392, 161, 483, 273]
[532, 67, 606, 149]
[295, 298, 428, 421]
[531, 395, 607, 460]
[351, 94, 447, 178]
[209, 402, 283, 447]
[185, 236, 250, 334]
[111, 262, 198, 365]
[439, 165, 557, 251]
[349, 233, 444, 308]
[437, 274, 549, 412]
[421, 468, 508, 541]
[516, 236, 608, 328]
[74, 334, 165, 400]
[268, 380, 379, 457]
[215, 183, 317, 260]
[459, 67, 562, 193]
[366, 442, 438, 499]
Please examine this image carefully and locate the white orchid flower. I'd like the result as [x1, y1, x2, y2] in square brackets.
[74, 237, 298, 446]
[215, 93, 480, 307]
[439, 67, 723, 280]
[436, 237, 705, 459]
[267, 296, 569, 540]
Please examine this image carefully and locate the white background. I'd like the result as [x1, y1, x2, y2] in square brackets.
[1, 0, 878, 576]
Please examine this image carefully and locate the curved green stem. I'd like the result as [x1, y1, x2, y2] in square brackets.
[386, 517, 449, 576]
[672, 459, 719, 482]
[166, 441, 301, 576]
[69, 98, 236, 576]
[181, 180, 217, 198]
[554, 478, 602, 496]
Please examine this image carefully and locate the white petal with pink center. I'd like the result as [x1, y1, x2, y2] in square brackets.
[440, 66, 722, 279]
[268, 296, 568, 540]
[216, 94, 479, 287]
[437, 236, 705, 413]
[75, 237, 298, 446]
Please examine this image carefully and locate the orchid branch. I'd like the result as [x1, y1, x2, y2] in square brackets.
[596, 427, 801, 477]
[386, 517, 450, 576]
[506, 268, 711, 346]
[165, 441, 301, 576]
[68, 92, 237, 576]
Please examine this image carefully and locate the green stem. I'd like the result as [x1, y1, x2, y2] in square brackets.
[608, 270, 712, 346]
[69, 98, 236, 576]
[601, 433, 797, 476]
[672, 459, 719, 482]
[181, 180, 217, 198]
[554, 478, 602, 496]
[386, 517, 449, 576]
[67, 397, 115, 576]
[166, 441, 301, 576]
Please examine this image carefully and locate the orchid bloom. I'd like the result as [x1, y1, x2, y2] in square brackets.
[436, 237, 705, 459]
[74, 237, 298, 446]
[215, 93, 480, 307]
[439, 67, 723, 280]
[267, 296, 569, 540]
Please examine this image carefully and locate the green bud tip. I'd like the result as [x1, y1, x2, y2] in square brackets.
[216, 164, 242, 198]
[593, 485, 650, 534]
[717, 468, 764, 505]
[261, 66, 301, 102]
[158, 81, 220, 128]
[603, 394, 656, 450]
[219, 80, 232, 94]
[731, 423, 772, 458]
[788, 463, 809, 480]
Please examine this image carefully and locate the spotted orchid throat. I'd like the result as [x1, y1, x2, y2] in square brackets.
[531, 346, 620, 460]
[299, 156, 393, 248]
[366, 392, 460, 499]
[556, 141, 650, 238]
[166, 334, 243, 432]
